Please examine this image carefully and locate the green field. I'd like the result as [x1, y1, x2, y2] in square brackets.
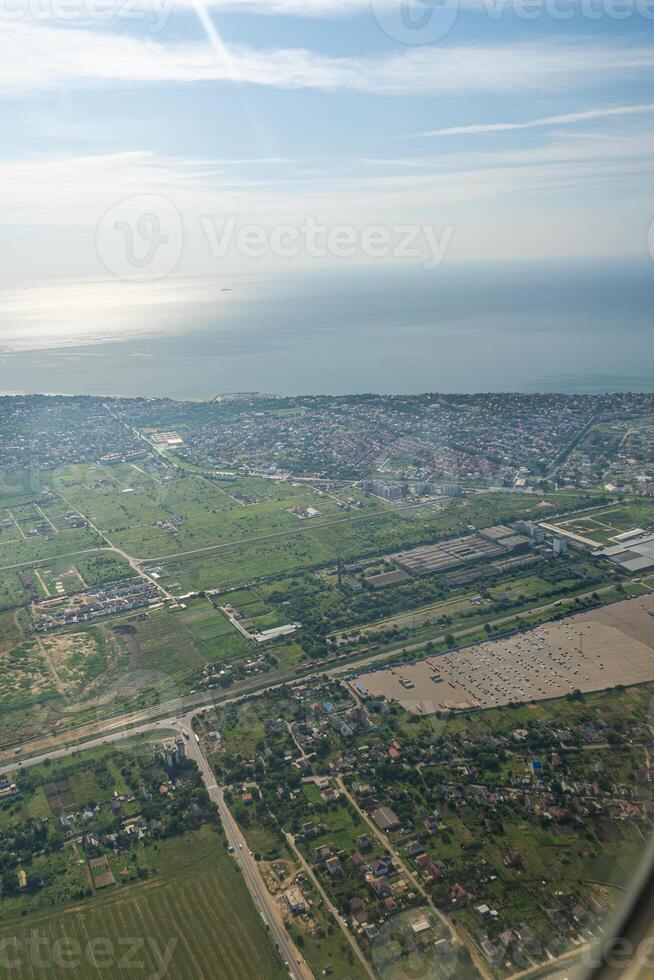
[0, 830, 285, 980]
[553, 499, 654, 546]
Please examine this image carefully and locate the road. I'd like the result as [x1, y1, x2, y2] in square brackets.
[179, 716, 313, 980]
[0, 576, 637, 770]
[0, 709, 314, 980]
[52, 485, 174, 600]
[0, 718, 179, 776]
[283, 832, 375, 980]
[334, 777, 492, 980]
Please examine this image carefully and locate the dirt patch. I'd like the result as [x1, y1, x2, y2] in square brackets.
[88, 855, 116, 889]
[39, 632, 104, 696]
[45, 779, 75, 817]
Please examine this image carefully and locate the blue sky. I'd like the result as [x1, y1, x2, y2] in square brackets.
[2, 0, 654, 302]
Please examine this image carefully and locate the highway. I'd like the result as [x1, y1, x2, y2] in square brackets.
[0, 718, 178, 777]
[1, 568, 638, 773]
[0, 711, 314, 980]
[179, 716, 313, 980]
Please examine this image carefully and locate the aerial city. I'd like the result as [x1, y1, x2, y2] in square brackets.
[3, 0, 654, 966]
[0, 390, 653, 979]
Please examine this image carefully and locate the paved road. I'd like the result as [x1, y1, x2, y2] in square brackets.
[180, 716, 313, 980]
[0, 711, 313, 980]
[0, 575, 636, 770]
[0, 718, 178, 776]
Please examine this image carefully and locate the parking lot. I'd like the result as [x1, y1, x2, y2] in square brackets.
[354, 593, 654, 713]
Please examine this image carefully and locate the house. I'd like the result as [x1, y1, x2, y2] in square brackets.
[572, 905, 589, 925]
[427, 861, 441, 880]
[302, 822, 318, 838]
[450, 883, 474, 905]
[355, 834, 372, 851]
[325, 857, 342, 877]
[384, 896, 398, 913]
[351, 852, 369, 870]
[17, 869, 27, 890]
[285, 886, 306, 914]
[415, 853, 430, 869]
[406, 842, 423, 858]
[371, 806, 401, 832]
[480, 940, 501, 964]
[349, 897, 369, 924]
[315, 845, 331, 862]
[547, 908, 568, 931]
[515, 924, 540, 955]
[371, 877, 391, 898]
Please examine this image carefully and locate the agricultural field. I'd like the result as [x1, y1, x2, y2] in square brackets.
[0, 734, 284, 980]
[0, 836, 285, 980]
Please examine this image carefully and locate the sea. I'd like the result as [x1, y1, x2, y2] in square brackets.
[0, 259, 652, 399]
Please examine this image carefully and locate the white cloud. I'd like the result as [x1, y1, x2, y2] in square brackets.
[2, 21, 654, 95]
[418, 103, 654, 137]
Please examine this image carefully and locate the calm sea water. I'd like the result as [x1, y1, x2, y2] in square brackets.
[0, 261, 652, 398]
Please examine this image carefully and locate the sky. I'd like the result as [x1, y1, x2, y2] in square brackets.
[1, 0, 654, 309]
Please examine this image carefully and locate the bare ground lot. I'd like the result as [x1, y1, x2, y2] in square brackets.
[355, 593, 654, 714]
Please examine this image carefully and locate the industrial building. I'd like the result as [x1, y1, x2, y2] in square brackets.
[598, 532, 654, 573]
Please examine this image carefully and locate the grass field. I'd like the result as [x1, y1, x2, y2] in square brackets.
[554, 499, 654, 546]
[0, 829, 286, 980]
